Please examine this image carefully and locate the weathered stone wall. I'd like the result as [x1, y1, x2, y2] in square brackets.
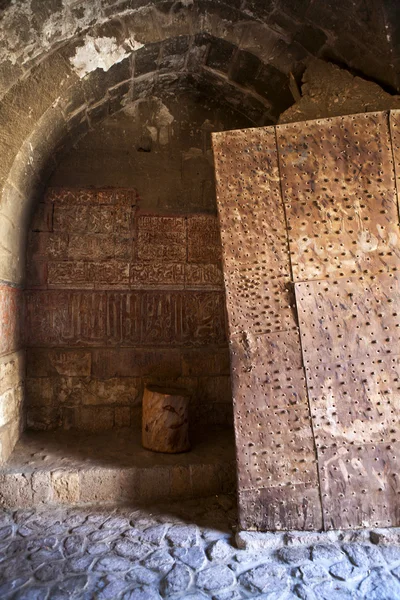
[24, 92, 248, 433]
[25, 188, 230, 432]
[280, 59, 400, 124]
[0, 285, 24, 463]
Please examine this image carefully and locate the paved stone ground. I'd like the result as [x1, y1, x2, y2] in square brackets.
[1, 495, 400, 599]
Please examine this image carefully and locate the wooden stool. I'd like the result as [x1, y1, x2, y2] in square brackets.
[142, 385, 190, 453]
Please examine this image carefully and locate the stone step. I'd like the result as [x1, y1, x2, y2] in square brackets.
[0, 427, 236, 509]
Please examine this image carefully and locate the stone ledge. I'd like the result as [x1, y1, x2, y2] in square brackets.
[0, 427, 236, 509]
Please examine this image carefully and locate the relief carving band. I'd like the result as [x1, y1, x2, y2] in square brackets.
[25, 291, 226, 347]
[137, 216, 187, 262]
[130, 263, 185, 287]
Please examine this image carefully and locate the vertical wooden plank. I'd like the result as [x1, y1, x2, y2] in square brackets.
[212, 128, 321, 530]
[389, 110, 400, 211]
[277, 112, 399, 281]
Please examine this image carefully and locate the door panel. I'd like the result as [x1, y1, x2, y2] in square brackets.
[212, 110, 400, 530]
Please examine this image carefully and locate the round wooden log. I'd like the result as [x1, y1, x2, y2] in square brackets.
[142, 385, 190, 453]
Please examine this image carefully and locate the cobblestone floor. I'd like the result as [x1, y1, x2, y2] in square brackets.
[1, 495, 400, 599]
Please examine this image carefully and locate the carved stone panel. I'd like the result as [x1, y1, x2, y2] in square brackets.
[46, 188, 137, 206]
[187, 215, 222, 263]
[137, 216, 186, 262]
[130, 263, 185, 287]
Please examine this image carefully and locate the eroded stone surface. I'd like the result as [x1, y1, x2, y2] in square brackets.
[0, 497, 399, 599]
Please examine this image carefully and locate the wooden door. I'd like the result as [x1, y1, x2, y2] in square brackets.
[213, 111, 400, 530]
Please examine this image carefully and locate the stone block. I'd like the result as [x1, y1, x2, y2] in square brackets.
[206, 37, 236, 73]
[115, 406, 131, 428]
[0, 417, 22, 464]
[236, 530, 283, 551]
[185, 264, 223, 288]
[25, 290, 226, 347]
[114, 235, 135, 260]
[0, 472, 33, 508]
[74, 406, 115, 432]
[0, 285, 22, 356]
[0, 350, 25, 394]
[169, 465, 192, 500]
[0, 253, 22, 289]
[0, 385, 22, 428]
[39, 376, 137, 410]
[46, 188, 137, 206]
[294, 24, 327, 54]
[114, 206, 134, 232]
[182, 349, 230, 376]
[53, 205, 89, 232]
[25, 290, 137, 346]
[190, 464, 220, 497]
[253, 63, 293, 113]
[196, 376, 232, 404]
[191, 403, 233, 428]
[187, 215, 222, 263]
[136, 467, 172, 502]
[48, 260, 131, 286]
[137, 216, 187, 262]
[181, 292, 227, 346]
[27, 349, 91, 377]
[46, 188, 97, 204]
[48, 262, 93, 287]
[130, 263, 185, 287]
[79, 468, 136, 503]
[28, 232, 68, 259]
[160, 36, 190, 71]
[26, 377, 54, 406]
[182, 154, 215, 208]
[230, 49, 262, 88]
[51, 470, 80, 504]
[89, 261, 130, 286]
[31, 471, 52, 505]
[134, 43, 161, 76]
[187, 41, 209, 71]
[67, 233, 115, 260]
[87, 97, 110, 126]
[82, 57, 132, 104]
[26, 406, 60, 430]
[81, 378, 140, 406]
[92, 348, 182, 378]
[53, 205, 130, 234]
